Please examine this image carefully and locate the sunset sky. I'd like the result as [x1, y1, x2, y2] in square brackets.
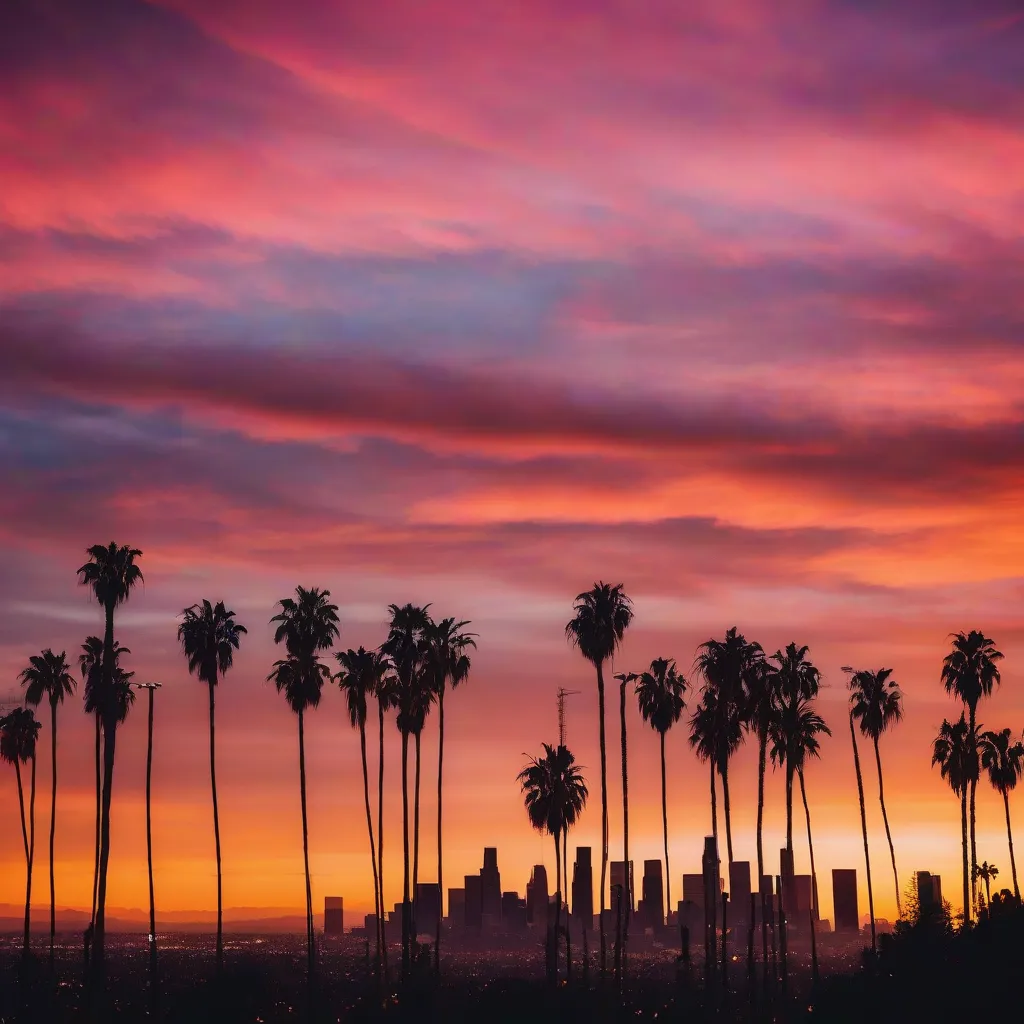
[2, 0, 1023, 931]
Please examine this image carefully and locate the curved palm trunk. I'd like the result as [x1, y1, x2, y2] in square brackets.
[91, 715, 101, 930]
[552, 830, 562, 984]
[798, 770, 818, 918]
[709, 759, 718, 855]
[209, 682, 223, 970]
[413, 730, 421, 943]
[298, 709, 314, 980]
[377, 702, 388, 978]
[959, 786, 969, 927]
[400, 730, 411, 977]
[14, 759, 30, 953]
[984, 876, 992, 906]
[660, 732, 671, 920]
[145, 687, 156, 966]
[721, 760, 734, 865]
[785, 763, 794, 854]
[849, 714, 875, 952]
[435, 685, 445, 973]
[968, 705, 978, 915]
[563, 828, 571, 980]
[49, 701, 57, 959]
[619, 677, 630, 979]
[756, 730, 768, 967]
[872, 738, 901, 919]
[357, 717, 381, 972]
[595, 661, 609, 977]
[95, 603, 117, 960]
[1002, 788, 1019, 899]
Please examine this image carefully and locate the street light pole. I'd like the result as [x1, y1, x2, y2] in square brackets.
[134, 682, 162, 965]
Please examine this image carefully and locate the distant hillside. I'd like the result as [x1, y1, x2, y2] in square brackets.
[0, 904, 310, 934]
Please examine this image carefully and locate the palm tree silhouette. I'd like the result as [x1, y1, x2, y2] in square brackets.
[978, 728, 1024, 899]
[693, 628, 764, 864]
[848, 668, 904, 920]
[565, 582, 632, 977]
[635, 658, 686, 922]
[1, 706, 42, 954]
[335, 646, 391, 974]
[768, 693, 830, 915]
[375, 661, 398, 979]
[77, 542, 143, 959]
[132, 681, 161, 968]
[20, 649, 76, 960]
[845, 697, 876, 952]
[518, 743, 588, 983]
[382, 602, 432, 975]
[178, 600, 247, 969]
[422, 616, 475, 971]
[941, 631, 1002, 915]
[974, 861, 998, 908]
[79, 637, 132, 937]
[269, 586, 340, 979]
[766, 644, 821, 855]
[932, 714, 975, 928]
[613, 670, 638, 980]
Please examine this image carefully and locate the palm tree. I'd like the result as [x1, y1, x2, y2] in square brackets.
[613, 670, 637, 980]
[768, 694, 830, 914]
[177, 600, 246, 968]
[635, 658, 686, 922]
[20, 649, 76, 959]
[79, 637, 132, 936]
[565, 582, 633, 976]
[845, 700, 876, 951]
[132, 681, 161, 967]
[335, 647, 391, 973]
[375, 663, 398, 979]
[979, 728, 1024, 899]
[518, 743, 588, 983]
[932, 715, 975, 928]
[270, 586, 340, 978]
[422, 616, 475, 971]
[743, 658, 779, 923]
[693, 628, 764, 864]
[941, 631, 1003, 913]
[382, 602, 432, 975]
[77, 542, 143, 958]
[848, 668, 904, 920]
[1, 707, 42, 954]
[974, 861, 998, 908]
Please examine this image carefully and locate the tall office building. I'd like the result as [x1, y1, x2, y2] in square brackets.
[481, 848, 502, 923]
[832, 869, 859, 932]
[464, 874, 483, 928]
[324, 896, 344, 936]
[415, 883, 441, 937]
[917, 871, 943, 916]
[447, 888, 465, 930]
[702, 837, 720, 915]
[791, 875, 813, 925]
[639, 859, 664, 930]
[572, 847, 594, 933]
[610, 860, 633, 920]
[501, 891, 527, 931]
[729, 862, 752, 926]
[527, 864, 549, 930]
[683, 873, 705, 909]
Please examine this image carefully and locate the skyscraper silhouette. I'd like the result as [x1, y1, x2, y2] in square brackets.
[572, 846, 594, 934]
[640, 859, 664, 930]
[832, 869, 859, 932]
[481, 847, 502, 924]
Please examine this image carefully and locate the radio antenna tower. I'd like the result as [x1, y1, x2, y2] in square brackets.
[556, 688, 581, 747]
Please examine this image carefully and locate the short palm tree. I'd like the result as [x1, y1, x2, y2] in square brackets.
[849, 668, 904, 919]
[178, 600, 247, 969]
[693, 628, 764, 864]
[382, 602, 432, 975]
[422, 616, 475, 971]
[847, 705, 876, 951]
[974, 861, 999, 907]
[979, 728, 1024, 899]
[941, 631, 1002, 913]
[518, 743, 588, 983]
[768, 694, 830, 914]
[20, 649, 76, 959]
[335, 646, 391, 972]
[635, 658, 686, 921]
[565, 582, 633, 977]
[270, 586, 340, 978]
[77, 542, 143, 958]
[1, 706, 42, 954]
[932, 714, 975, 928]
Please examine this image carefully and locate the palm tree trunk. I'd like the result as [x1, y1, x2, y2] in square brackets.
[553, 831, 562, 984]
[1003, 789, 1019, 899]
[95, 603, 117, 959]
[984, 877, 991, 906]
[798, 770, 818, 918]
[849, 713, 875, 952]
[595, 661, 609, 977]
[298, 709, 314, 979]
[872, 738, 901, 919]
[619, 676, 630, 977]
[785, 763, 794, 854]
[49, 701, 57, 959]
[709, 759, 718, 855]
[91, 715, 101, 930]
[968, 705, 978, 915]
[960, 785, 969, 927]
[435, 685, 445, 973]
[377, 702, 388, 978]
[721, 760, 734, 865]
[413, 730, 421, 941]
[401, 729, 410, 977]
[14, 759, 29, 953]
[145, 687, 156, 964]
[660, 732, 671, 921]
[756, 729, 768, 968]
[358, 718, 381, 972]
[563, 828, 571, 980]
[209, 682, 223, 970]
